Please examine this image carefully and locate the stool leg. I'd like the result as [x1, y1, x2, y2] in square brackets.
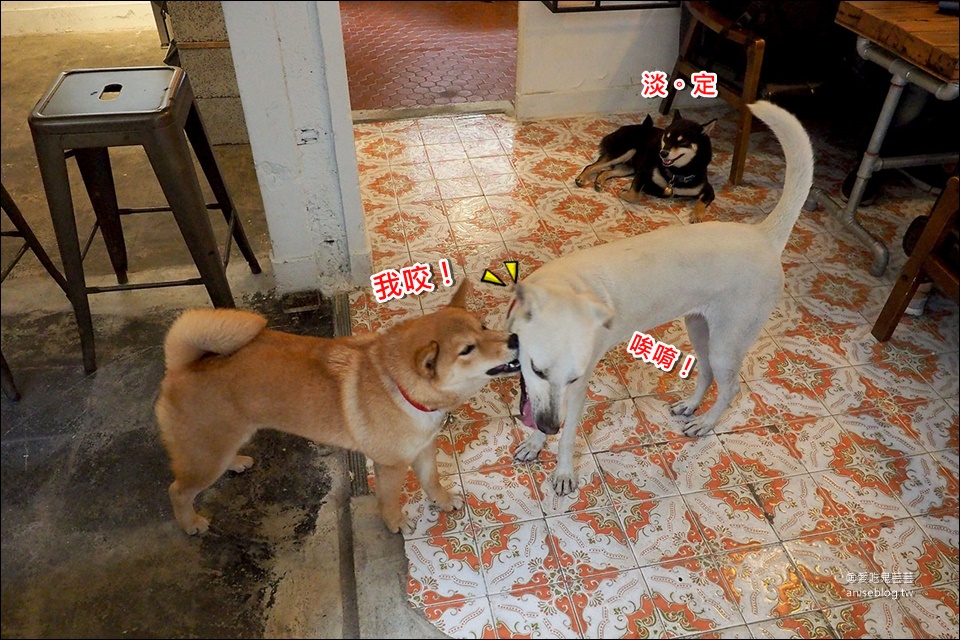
[184, 104, 262, 274]
[73, 147, 129, 285]
[1, 183, 69, 293]
[143, 126, 236, 309]
[32, 137, 98, 372]
[1, 351, 21, 401]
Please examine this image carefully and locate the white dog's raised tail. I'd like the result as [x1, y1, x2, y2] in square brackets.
[749, 100, 814, 255]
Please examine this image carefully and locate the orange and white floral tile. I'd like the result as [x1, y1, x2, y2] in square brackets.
[748, 610, 835, 638]
[530, 454, 612, 517]
[752, 473, 839, 540]
[450, 383, 512, 423]
[400, 474, 472, 540]
[812, 364, 929, 416]
[549, 508, 638, 583]
[896, 398, 959, 453]
[858, 518, 956, 589]
[813, 469, 909, 530]
[719, 426, 806, 482]
[450, 416, 523, 473]
[824, 597, 921, 638]
[595, 445, 679, 506]
[747, 374, 830, 426]
[895, 453, 958, 517]
[579, 399, 648, 454]
[918, 351, 959, 401]
[774, 331, 853, 373]
[685, 485, 779, 554]
[834, 409, 928, 461]
[782, 261, 823, 298]
[566, 569, 666, 639]
[783, 533, 879, 608]
[476, 519, 559, 595]
[779, 416, 847, 473]
[461, 465, 542, 530]
[897, 584, 960, 639]
[916, 513, 960, 582]
[740, 335, 784, 381]
[406, 530, 487, 603]
[659, 434, 743, 494]
[619, 495, 710, 566]
[617, 355, 698, 399]
[487, 581, 583, 638]
[718, 544, 818, 624]
[415, 596, 496, 638]
[642, 556, 744, 636]
[584, 358, 631, 406]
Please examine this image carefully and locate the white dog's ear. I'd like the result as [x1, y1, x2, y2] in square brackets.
[513, 282, 539, 321]
[584, 292, 614, 330]
[415, 340, 440, 379]
[701, 119, 717, 136]
[448, 280, 470, 309]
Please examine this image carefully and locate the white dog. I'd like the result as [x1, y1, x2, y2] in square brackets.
[508, 101, 814, 495]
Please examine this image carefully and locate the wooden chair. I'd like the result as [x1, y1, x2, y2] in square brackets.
[660, 1, 765, 186]
[872, 176, 959, 342]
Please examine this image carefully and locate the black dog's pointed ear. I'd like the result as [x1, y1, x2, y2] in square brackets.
[642, 114, 653, 126]
[701, 119, 718, 136]
[672, 109, 682, 122]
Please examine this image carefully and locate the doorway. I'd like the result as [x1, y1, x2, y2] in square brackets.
[339, 1, 518, 118]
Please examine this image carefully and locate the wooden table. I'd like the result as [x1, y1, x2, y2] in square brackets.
[811, 1, 959, 276]
[836, 1, 958, 83]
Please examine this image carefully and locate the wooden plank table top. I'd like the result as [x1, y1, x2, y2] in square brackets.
[836, 1, 959, 82]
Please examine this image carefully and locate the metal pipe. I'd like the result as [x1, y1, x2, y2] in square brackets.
[857, 37, 960, 101]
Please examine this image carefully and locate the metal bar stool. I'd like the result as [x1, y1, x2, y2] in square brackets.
[2, 183, 71, 400]
[28, 66, 262, 372]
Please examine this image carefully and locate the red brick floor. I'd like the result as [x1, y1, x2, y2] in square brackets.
[339, 1, 517, 112]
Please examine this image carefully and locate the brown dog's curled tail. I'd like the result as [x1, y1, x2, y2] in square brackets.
[163, 308, 267, 372]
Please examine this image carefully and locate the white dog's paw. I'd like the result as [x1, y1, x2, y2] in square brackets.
[550, 468, 578, 496]
[514, 430, 547, 463]
[669, 398, 699, 418]
[681, 416, 717, 438]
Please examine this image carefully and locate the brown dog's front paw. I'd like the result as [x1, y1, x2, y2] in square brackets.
[618, 189, 641, 204]
[181, 514, 210, 536]
[434, 489, 464, 512]
[229, 455, 254, 473]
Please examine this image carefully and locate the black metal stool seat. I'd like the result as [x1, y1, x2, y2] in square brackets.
[29, 66, 261, 372]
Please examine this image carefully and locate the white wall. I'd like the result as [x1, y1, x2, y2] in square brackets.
[515, 1, 682, 119]
[0, 1, 155, 35]
[222, 1, 370, 295]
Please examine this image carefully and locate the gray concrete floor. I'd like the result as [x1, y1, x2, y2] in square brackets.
[1, 29, 444, 639]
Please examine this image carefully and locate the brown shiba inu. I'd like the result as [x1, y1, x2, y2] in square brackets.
[156, 281, 519, 535]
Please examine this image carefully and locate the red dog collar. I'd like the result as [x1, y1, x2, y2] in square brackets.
[397, 383, 436, 413]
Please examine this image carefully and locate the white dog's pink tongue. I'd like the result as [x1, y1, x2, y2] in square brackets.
[520, 395, 535, 428]
[518, 373, 537, 429]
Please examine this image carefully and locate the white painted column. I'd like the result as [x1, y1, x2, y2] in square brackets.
[222, 0, 370, 295]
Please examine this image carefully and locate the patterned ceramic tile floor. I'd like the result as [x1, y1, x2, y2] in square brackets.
[348, 103, 960, 638]
[340, 1, 517, 111]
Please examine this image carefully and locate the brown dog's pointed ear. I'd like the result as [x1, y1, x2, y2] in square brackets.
[448, 279, 470, 309]
[415, 340, 440, 379]
[701, 119, 718, 136]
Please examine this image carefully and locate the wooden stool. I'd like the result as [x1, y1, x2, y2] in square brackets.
[28, 66, 262, 372]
